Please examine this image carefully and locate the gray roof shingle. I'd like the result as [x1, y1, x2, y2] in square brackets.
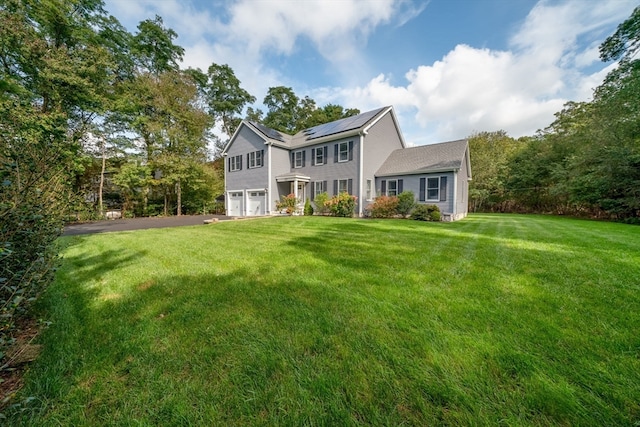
[376, 139, 469, 176]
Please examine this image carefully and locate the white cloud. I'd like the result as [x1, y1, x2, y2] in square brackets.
[325, 0, 637, 142]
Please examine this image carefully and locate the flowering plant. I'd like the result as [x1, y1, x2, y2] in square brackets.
[276, 193, 299, 214]
[326, 192, 357, 217]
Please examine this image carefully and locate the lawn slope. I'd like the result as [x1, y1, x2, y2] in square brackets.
[7, 214, 640, 425]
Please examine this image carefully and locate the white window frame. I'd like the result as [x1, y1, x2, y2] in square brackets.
[315, 147, 325, 165]
[338, 179, 348, 194]
[427, 177, 440, 201]
[387, 179, 398, 197]
[248, 151, 262, 169]
[229, 155, 241, 172]
[314, 181, 324, 198]
[366, 179, 372, 201]
[338, 142, 349, 162]
[293, 151, 304, 168]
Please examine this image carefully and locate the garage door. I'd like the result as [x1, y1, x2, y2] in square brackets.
[228, 192, 243, 216]
[247, 191, 266, 216]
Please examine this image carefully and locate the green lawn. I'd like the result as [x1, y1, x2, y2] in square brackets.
[7, 214, 640, 425]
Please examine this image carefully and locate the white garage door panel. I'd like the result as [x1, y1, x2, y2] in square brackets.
[247, 191, 265, 216]
[228, 192, 243, 216]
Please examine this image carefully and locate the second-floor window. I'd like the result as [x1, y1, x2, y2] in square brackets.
[229, 155, 242, 172]
[248, 150, 264, 168]
[311, 146, 327, 166]
[334, 141, 353, 163]
[293, 150, 305, 168]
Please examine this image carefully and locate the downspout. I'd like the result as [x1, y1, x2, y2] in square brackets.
[358, 132, 365, 217]
[223, 153, 228, 215]
[267, 143, 272, 214]
[453, 170, 458, 219]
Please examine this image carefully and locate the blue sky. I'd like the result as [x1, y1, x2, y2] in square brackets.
[105, 0, 636, 146]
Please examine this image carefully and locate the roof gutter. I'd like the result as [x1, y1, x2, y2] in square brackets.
[375, 167, 460, 178]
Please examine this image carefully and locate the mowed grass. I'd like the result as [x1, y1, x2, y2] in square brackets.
[9, 214, 640, 425]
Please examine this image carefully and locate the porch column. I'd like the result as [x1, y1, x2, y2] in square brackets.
[293, 178, 299, 200]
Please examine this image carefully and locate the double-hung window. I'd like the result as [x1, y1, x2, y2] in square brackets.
[387, 179, 398, 196]
[333, 141, 353, 163]
[313, 146, 326, 165]
[427, 177, 440, 201]
[338, 179, 349, 194]
[313, 181, 326, 200]
[248, 150, 264, 169]
[293, 150, 305, 168]
[229, 155, 242, 172]
[338, 142, 349, 162]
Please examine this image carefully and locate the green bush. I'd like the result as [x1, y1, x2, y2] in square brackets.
[327, 192, 357, 217]
[411, 204, 441, 221]
[313, 192, 329, 215]
[368, 195, 399, 218]
[304, 198, 314, 216]
[397, 191, 416, 217]
[276, 193, 299, 214]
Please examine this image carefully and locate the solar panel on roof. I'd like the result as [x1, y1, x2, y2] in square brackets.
[250, 121, 285, 142]
[305, 107, 385, 140]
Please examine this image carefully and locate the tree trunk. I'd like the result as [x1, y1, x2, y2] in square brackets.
[99, 137, 106, 217]
[176, 179, 182, 216]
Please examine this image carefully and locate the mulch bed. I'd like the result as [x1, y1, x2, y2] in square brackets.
[1, 318, 42, 409]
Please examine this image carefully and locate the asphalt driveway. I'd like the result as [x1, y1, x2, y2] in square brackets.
[63, 215, 233, 236]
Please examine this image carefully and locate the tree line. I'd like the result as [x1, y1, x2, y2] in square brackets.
[0, 0, 358, 354]
[469, 7, 639, 223]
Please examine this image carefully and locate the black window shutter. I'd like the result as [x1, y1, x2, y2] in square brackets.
[260, 150, 264, 167]
[302, 150, 306, 167]
[381, 180, 387, 195]
[291, 152, 295, 168]
[311, 148, 316, 166]
[333, 180, 338, 196]
[310, 181, 315, 201]
[247, 153, 250, 167]
[323, 180, 327, 192]
[348, 141, 353, 161]
[348, 179, 353, 195]
[228, 158, 231, 172]
[323, 146, 328, 161]
[440, 176, 447, 201]
[398, 179, 404, 194]
[239, 155, 242, 170]
[419, 178, 426, 201]
[334, 144, 338, 163]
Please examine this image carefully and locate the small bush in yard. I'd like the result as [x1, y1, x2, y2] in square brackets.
[304, 198, 314, 216]
[397, 191, 416, 218]
[411, 204, 441, 221]
[276, 193, 299, 214]
[327, 192, 357, 217]
[313, 192, 329, 215]
[368, 196, 399, 218]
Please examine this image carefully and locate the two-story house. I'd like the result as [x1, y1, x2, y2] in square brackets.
[222, 105, 471, 220]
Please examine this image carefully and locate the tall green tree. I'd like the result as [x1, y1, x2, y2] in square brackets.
[0, 0, 126, 354]
[262, 87, 360, 133]
[467, 131, 519, 212]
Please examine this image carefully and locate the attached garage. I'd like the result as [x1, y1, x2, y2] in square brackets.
[227, 191, 243, 216]
[247, 191, 266, 216]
